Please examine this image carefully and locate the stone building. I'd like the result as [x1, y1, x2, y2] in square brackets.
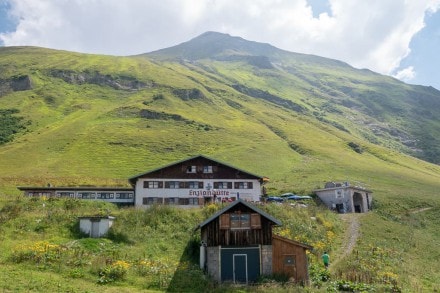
[314, 182, 373, 213]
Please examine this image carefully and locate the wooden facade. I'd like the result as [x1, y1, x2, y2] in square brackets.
[272, 234, 312, 284]
[201, 204, 275, 246]
[197, 199, 282, 283]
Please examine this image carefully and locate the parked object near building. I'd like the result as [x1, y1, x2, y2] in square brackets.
[314, 182, 373, 213]
[195, 199, 312, 284]
[266, 196, 284, 203]
[79, 216, 115, 238]
[129, 155, 268, 208]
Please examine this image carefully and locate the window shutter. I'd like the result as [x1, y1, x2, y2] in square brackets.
[197, 165, 203, 173]
[227, 182, 232, 189]
[143, 181, 148, 188]
[198, 182, 204, 188]
[248, 182, 253, 189]
[214, 182, 219, 189]
[158, 181, 163, 188]
[250, 213, 261, 229]
[182, 165, 187, 172]
[234, 182, 239, 189]
[213, 166, 218, 172]
[165, 181, 170, 188]
[220, 214, 230, 229]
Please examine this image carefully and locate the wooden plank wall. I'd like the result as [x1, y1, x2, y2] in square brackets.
[272, 237, 309, 283]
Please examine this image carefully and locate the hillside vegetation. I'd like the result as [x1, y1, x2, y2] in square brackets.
[1, 32, 440, 291]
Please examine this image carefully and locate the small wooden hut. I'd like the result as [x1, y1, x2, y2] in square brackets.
[196, 199, 281, 283]
[272, 234, 312, 283]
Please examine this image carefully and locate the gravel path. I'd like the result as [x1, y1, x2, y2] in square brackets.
[330, 213, 360, 268]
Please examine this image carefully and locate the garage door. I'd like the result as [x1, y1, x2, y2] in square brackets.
[221, 246, 260, 283]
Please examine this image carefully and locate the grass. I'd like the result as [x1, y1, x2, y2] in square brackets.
[1, 46, 440, 291]
[0, 197, 344, 292]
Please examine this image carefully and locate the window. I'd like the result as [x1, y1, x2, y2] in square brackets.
[187, 181, 203, 189]
[142, 197, 162, 205]
[230, 213, 251, 229]
[143, 181, 163, 188]
[203, 165, 213, 173]
[214, 182, 232, 189]
[116, 192, 134, 199]
[189, 198, 199, 205]
[165, 181, 180, 189]
[165, 197, 177, 205]
[78, 192, 95, 199]
[56, 192, 74, 198]
[96, 192, 114, 199]
[234, 182, 253, 189]
[180, 181, 203, 189]
[186, 166, 197, 173]
[178, 198, 199, 205]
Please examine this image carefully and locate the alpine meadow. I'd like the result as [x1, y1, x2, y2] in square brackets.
[0, 32, 440, 292]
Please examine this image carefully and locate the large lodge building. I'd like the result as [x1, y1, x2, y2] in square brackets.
[18, 155, 268, 207]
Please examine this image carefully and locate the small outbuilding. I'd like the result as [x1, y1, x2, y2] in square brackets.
[79, 216, 115, 238]
[272, 235, 312, 283]
[314, 181, 373, 213]
[196, 199, 312, 284]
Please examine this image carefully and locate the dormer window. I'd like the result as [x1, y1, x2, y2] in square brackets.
[203, 165, 213, 173]
[186, 166, 196, 173]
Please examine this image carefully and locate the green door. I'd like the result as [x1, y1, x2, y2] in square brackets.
[221, 247, 260, 283]
[234, 254, 247, 283]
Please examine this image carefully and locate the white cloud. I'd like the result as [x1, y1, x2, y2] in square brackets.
[393, 66, 416, 82]
[1, 0, 440, 78]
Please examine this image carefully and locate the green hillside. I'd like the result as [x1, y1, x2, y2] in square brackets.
[1, 32, 440, 291]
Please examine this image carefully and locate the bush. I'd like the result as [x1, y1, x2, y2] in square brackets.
[97, 260, 130, 284]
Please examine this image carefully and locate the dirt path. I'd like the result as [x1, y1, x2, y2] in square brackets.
[410, 207, 432, 214]
[330, 213, 361, 268]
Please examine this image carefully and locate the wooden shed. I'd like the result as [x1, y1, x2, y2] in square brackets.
[196, 199, 282, 284]
[272, 234, 312, 284]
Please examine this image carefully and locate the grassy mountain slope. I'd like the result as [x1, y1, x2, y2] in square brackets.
[0, 33, 440, 290]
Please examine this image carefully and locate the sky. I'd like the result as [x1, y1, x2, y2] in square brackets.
[0, 0, 439, 90]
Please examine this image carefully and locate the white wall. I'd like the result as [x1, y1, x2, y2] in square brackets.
[79, 218, 114, 237]
[135, 178, 262, 207]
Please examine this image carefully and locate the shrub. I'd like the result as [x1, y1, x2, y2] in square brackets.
[97, 260, 130, 284]
[11, 241, 62, 264]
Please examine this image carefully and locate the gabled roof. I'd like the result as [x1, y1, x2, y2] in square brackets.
[128, 154, 266, 184]
[195, 198, 282, 230]
[272, 234, 313, 250]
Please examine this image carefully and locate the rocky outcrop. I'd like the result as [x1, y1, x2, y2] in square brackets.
[0, 75, 33, 96]
[49, 69, 153, 90]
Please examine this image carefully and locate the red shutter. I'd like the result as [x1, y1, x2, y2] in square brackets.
[251, 213, 261, 229]
[220, 214, 230, 229]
